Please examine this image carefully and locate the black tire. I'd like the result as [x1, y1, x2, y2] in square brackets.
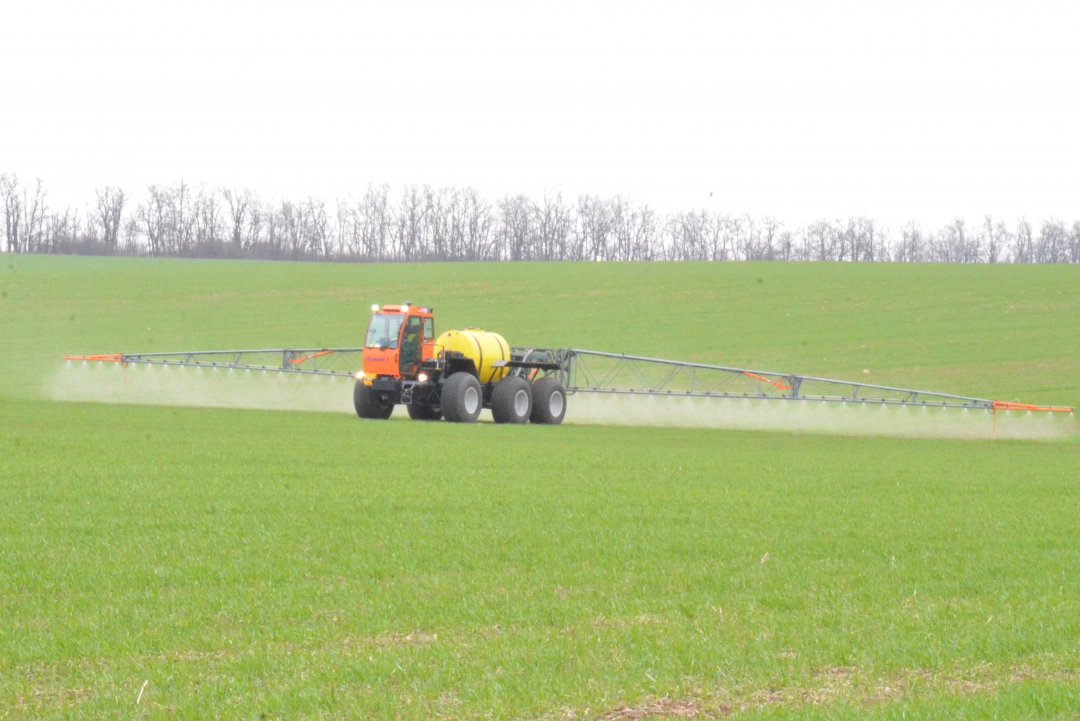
[353, 381, 394, 419]
[491, 375, 533, 424]
[407, 402, 442, 421]
[530, 376, 567, 425]
[441, 372, 483, 423]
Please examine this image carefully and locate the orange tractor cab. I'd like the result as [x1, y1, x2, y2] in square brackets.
[360, 304, 437, 380]
[354, 303, 568, 424]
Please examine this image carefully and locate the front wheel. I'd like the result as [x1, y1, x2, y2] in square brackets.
[354, 381, 394, 419]
[407, 402, 442, 421]
[530, 376, 567, 425]
[441, 373, 483, 423]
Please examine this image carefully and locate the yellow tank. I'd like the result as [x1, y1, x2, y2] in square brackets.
[436, 329, 511, 384]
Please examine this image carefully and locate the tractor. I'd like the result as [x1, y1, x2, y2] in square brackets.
[352, 303, 568, 424]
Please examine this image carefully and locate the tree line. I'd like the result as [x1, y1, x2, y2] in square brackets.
[2, 173, 1079, 264]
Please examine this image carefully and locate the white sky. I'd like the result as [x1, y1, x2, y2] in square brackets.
[1, 0, 1077, 227]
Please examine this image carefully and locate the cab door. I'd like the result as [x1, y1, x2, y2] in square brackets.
[399, 315, 423, 377]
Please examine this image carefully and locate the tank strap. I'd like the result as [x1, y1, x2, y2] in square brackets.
[495, 334, 510, 381]
[470, 332, 484, 382]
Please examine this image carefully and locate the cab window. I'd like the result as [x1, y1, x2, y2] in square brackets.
[365, 314, 404, 349]
[422, 317, 434, 342]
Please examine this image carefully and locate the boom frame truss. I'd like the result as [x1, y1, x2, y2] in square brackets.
[64, 349, 362, 377]
[64, 346, 1074, 414]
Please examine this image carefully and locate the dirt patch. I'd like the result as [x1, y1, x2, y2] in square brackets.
[599, 697, 702, 720]
[372, 630, 439, 648]
[12, 686, 94, 713]
[587, 663, 1080, 721]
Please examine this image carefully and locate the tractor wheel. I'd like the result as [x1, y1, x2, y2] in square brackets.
[353, 381, 394, 420]
[491, 375, 533, 424]
[441, 373, 483, 423]
[407, 402, 442, 421]
[530, 376, 567, 425]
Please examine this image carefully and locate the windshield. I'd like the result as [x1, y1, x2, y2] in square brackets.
[365, 314, 405, 349]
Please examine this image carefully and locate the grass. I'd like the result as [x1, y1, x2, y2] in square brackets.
[1, 254, 1078, 719]
[3, 255, 1080, 403]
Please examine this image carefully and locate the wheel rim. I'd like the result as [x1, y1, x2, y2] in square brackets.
[548, 390, 564, 418]
[463, 386, 479, 415]
[513, 389, 529, 417]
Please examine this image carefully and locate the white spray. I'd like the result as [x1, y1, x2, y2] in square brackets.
[46, 362, 1077, 440]
[564, 391, 1078, 441]
[47, 361, 357, 414]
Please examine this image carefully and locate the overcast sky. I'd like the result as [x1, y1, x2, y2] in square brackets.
[1, 0, 1077, 227]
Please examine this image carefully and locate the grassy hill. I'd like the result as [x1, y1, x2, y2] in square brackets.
[3, 254, 1080, 404]
[1, 255, 1078, 719]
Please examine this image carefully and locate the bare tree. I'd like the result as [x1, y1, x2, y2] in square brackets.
[121, 215, 140, 254]
[7, 171, 1080, 264]
[1035, 218, 1068, 264]
[775, 226, 795, 262]
[497, 194, 532, 261]
[666, 210, 707, 261]
[223, 188, 253, 250]
[759, 217, 784, 261]
[263, 201, 283, 257]
[246, 199, 265, 255]
[308, 197, 331, 257]
[193, 189, 224, 252]
[393, 186, 427, 260]
[801, 220, 838, 261]
[22, 180, 48, 253]
[932, 219, 970, 263]
[343, 184, 394, 260]
[854, 217, 878, 262]
[1071, 221, 1080, 265]
[979, 215, 1009, 264]
[0, 175, 46, 253]
[576, 195, 613, 261]
[94, 186, 126, 250]
[460, 188, 494, 260]
[0, 173, 19, 252]
[893, 222, 922, 262]
[278, 200, 306, 257]
[139, 185, 172, 256]
[610, 198, 658, 261]
[1012, 218, 1033, 263]
[532, 193, 573, 261]
[442, 188, 474, 260]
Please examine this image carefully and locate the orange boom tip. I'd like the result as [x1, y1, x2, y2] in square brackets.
[992, 400, 1074, 414]
[63, 354, 124, 363]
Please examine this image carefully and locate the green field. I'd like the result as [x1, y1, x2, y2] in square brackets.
[1, 255, 1078, 719]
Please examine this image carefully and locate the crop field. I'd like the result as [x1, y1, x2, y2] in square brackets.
[1, 255, 1078, 720]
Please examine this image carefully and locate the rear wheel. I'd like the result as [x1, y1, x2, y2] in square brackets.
[492, 375, 533, 424]
[407, 402, 442, 421]
[441, 372, 483, 423]
[353, 381, 394, 419]
[530, 376, 567, 425]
